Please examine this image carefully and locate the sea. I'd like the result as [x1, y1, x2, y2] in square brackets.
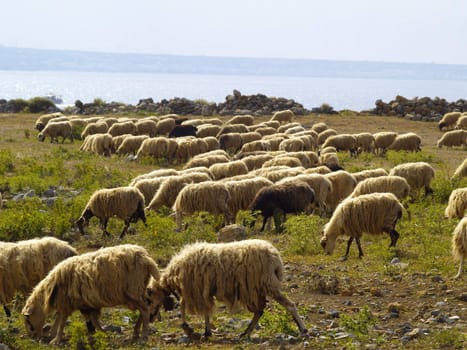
[1, 70, 467, 111]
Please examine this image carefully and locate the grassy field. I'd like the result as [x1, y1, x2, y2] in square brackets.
[0, 112, 466, 349]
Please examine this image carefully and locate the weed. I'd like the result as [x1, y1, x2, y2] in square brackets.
[284, 214, 326, 255]
[340, 305, 375, 340]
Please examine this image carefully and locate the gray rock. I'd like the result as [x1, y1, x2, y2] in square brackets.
[217, 224, 247, 242]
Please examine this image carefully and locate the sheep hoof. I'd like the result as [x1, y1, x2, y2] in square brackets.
[182, 323, 194, 336]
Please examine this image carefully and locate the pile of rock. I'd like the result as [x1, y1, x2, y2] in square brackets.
[373, 95, 467, 122]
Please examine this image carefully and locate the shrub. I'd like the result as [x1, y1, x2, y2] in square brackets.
[284, 214, 326, 256]
[6, 98, 28, 113]
[27, 97, 56, 113]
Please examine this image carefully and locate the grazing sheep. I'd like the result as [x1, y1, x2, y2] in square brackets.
[389, 162, 435, 196]
[76, 187, 146, 239]
[38, 121, 73, 143]
[196, 124, 221, 138]
[110, 133, 132, 153]
[455, 115, 467, 130]
[102, 117, 119, 127]
[128, 168, 179, 186]
[149, 239, 307, 338]
[279, 138, 305, 152]
[136, 137, 178, 161]
[452, 158, 467, 180]
[319, 146, 337, 155]
[156, 118, 176, 136]
[277, 122, 302, 134]
[445, 187, 467, 219]
[34, 112, 63, 131]
[319, 152, 342, 171]
[172, 182, 231, 231]
[216, 124, 249, 137]
[209, 160, 249, 180]
[354, 132, 375, 153]
[263, 156, 303, 169]
[439, 111, 462, 131]
[224, 177, 274, 223]
[241, 154, 274, 171]
[317, 129, 338, 145]
[278, 174, 332, 215]
[22, 244, 163, 344]
[259, 167, 305, 183]
[218, 132, 244, 153]
[324, 171, 357, 213]
[373, 131, 398, 155]
[135, 119, 157, 137]
[227, 115, 254, 126]
[174, 138, 209, 163]
[169, 125, 198, 138]
[436, 129, 467, 149]
[322, 134, 358, 157]
[178, 166, 213, 178]
[303, 165, 332, 174]
[311, 122, 328, 134]
[0, 237, 77, 318]
[116, 135, 149, 156]
[320, 193, 404, 259]
[387, 132, 422, 152]
[184, 154, 230, 169]
[270, 109, 295, 124]
[80, 121, 109, 139]
[108, 121, 136, 137]
[255, 126, 277, 137]
[240, 131, 262, 144]
[146, 173, 211, 212]
[297, 134, 316, 150]
[202, 136, 220, 151]
[452, 217, 467, 279]
[250, 181, 315, 232]
[80, 133, 112, 156]
[132, 176, 172, 205]
[240, 140, 271, 153]
[284, 126, 306, 135]
[352, 168, 388, 183]
[350, 176, 410, 202]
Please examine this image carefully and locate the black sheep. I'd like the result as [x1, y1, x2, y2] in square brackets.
[249, 181, 315, 232]
[169, 125, 198, 138]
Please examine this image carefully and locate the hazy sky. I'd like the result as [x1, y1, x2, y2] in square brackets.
[2, 0, 466, 64]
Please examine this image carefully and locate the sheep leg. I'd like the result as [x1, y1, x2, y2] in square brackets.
[100, 218, 110, 236]
[342, 237, 354, 260]
[180, 299, 194, 336]
[272, 292, 307, 335]
[49, 313, 67, 345]
[204, 314, 212, 338]
[3, 305, 11, 318]
[355, 238, 364, 258]
[454, 256, 464, 279]
[259, 215, 269, 232]
[119, 221, 130, 239]
[175, 212, 183, 232]
[240, 310, 263, 338]
[388, 229, 400, 248]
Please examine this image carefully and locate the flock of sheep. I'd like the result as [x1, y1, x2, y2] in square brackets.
[0, 109, 465, 345]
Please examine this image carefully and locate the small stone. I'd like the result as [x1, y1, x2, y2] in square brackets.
[407, 328, 422, 338]
[449, 315, 460, 322]
[431, 275, 444, 283]
[177, 336, 192, 344]
[328, 310, 340, 318]
[431, 310, 440, 316]
[435, 301, 447, 307]
[391, 257, 400, 264]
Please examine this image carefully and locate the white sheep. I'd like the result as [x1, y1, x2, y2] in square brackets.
[436, 129, 467, 149]
[279, 138, 305, 152]
[116, 135, 149, 156]
[311, 122, 328, 134]
[216, 124, 249, 137]
[321, 134, 358, 157]
[319, 152, 342, 171]
[270, 109, 295, 124]
[196, 124, 221, 138]
[455, 115, 467, 130]
[22, 244, 164, 344]
[324, 170, 357, 213]
[80, 133, 112, 156]
[184, 154, 230, 169]
[350, 175, 410, 201]
[255, 126, 278, 137]
[80, 121, 108, 139]
[241, 154, 274, 171]
[452, 158, 467, 180]
[34, 112, 63, 131]
[136, 137, 178, 162]
[227, 115, 255, 126]
[240, 140, 272, 153]
[0, 237, 77, 318]
[135, 119, 157, 137]
[108, 121, 136, 137]
[76, 186, 146, 238]
[387, 132, 422, 152]
[128, 168, 179, 186]
[389, 162, 435, 196]
[352, 168, 389, 183]
[317, 129, 338, 146]
[354, 132, 375, 153]
[209, 160, 249, 180]
[156, 118, 176, 136]
[38, 121, 73, 143]
[445, 187, 467, 219]
[452, 217, 467, 279]
[439, 112, 461, 131]
[148, 239, 307, 338]
[172, 181, 231, 231]
[277, 122, 302, 134]
[321, 192, 404, 260]
[373, 131, 398, 155]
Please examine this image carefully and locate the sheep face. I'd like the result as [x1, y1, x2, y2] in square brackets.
[320, 234, 335, 255]
[38, 133, 45, 142]
[23, 306, 46, 339]
[146, 285, 176, 322]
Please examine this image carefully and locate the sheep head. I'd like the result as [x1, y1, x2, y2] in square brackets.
[146, 280, 176, 322]
[22, 304, 46, 339]
[37, 133, 45, 142]
[320, 233, 335, 255]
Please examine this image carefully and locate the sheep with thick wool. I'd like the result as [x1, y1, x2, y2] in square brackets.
[184, 154, 230, 169]
[317, 129, 338, 146]
[240, 154, 274, 171]
[240, 139, 272, 153]
[452, 217, 467, 279]
[135, 119, 157, 137]
[146, 173, 211, 212]
[132, 176, 172, 205]
[250, 181, 315, 232]
[258, 167, 305, 183]
[0, 237, 77, 318]
[439, 111, 462, 131]
[80, 133, 112, 157]
[321, 192, 404, 259]
[136, 137, 178, 161]
[156, 118, 176, 136]
[354, 132, 375, 153]
[452, 158, 467, 180]
[128, 168, 178, 186]
[80, 121, 108, 139]
[270, 109, 295, 124]
[352, 168, 388, 183]
[322, 134, 358, 157]
[373, 131, 398, 155]
[224, 177, 274, 223]
[196, 124, 221, 138]
[148, 239, 307, 338]
[311, 122, 328, 134]
[387, 132, 422, 152]
[445, 187, 467, 219]
[279, 138, 305, 152]
[110, 134, 131, 153]
[38, 121, 73, 143]
[22, 244, 165, 344]
[34, 112, 63, 131]
[216, 124, 249, 137]
[255, 126, 277, 137]
[304, 165, 332, 175]
[455, 115, 467, 130]
[436, 129, 467, 149]
[324, 170, 357, 213]
[389, 162, 435, 196]
[263, 156, 303, 169]
[76, 186, 146, 238]
[227, 114, 254, 126]
[319, 152, 342, 171]
[108, 121, 136, 137]
[172, 181, 231, 231]
[116, 135, 149, 156]
[218, 132, 244, 153]
[209, 160, 249, 180]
